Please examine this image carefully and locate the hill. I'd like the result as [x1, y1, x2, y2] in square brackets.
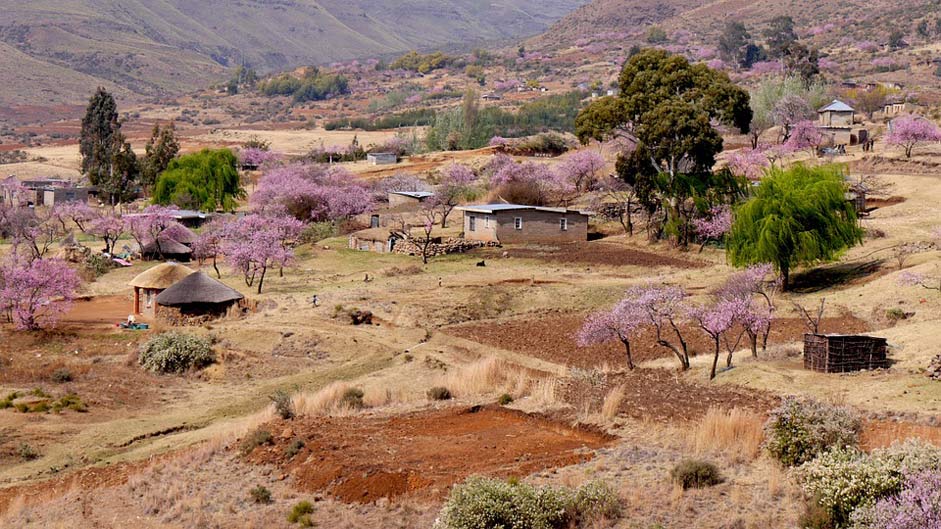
[0, 0, 587, 106]
[530, 0, 941, 92]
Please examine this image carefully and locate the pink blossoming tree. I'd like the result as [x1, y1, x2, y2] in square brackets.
[693, 205, 733, 251]
[88, 213, 125, 255]
[221, 213, 303, 293]
[251, 164, 373, 222]
[0, 254, 81, 330]
[434, 163, 479, 228]
[885, 115, 941, 158]
[577, 298, 645, 369]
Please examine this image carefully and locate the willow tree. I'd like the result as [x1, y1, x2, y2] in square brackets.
[153, 149, 243, 212]
[727, 164, 863, 290]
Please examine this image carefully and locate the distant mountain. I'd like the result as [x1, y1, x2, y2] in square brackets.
[0, 0, 587, 106]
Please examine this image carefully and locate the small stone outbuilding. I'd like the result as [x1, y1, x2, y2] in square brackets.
[129, 262, 195, 317]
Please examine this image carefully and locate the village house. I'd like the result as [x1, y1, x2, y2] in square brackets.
[129, 262, 194, 317]
[388, 190, 434, 208]
[349, 228, 404, 253]
[818, 100, 856, 128]
[457, 204, 590, 244]
[156, 271, 245, 321]
[367, 152, 398, 165]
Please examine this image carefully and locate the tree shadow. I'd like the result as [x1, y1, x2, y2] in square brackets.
[790, 259, 886, 293]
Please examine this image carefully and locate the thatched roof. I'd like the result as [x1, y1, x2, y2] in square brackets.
[129, 262, 195, 289]
[156, 272, 245, 306]
[141, 237, 192, 256]
[169, 226, 197, 245]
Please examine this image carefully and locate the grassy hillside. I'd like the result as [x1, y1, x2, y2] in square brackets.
[0, 0, 587, 106]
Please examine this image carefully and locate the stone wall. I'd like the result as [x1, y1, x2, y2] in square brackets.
[391, 236, 499, 258]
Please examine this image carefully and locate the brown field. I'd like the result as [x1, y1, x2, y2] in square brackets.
[250, 405, 612, 503]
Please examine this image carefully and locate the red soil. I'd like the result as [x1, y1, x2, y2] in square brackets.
[247, 405, 613, 504]
[446, 312, 871, 369]
[479, 241, 705, 268]
[861, 420, 941, 451]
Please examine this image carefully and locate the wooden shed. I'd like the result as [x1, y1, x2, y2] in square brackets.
[803, 334, 889, 373]
[129, 262, 195, 316]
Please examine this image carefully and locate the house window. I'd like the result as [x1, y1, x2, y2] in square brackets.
[514, 217, 523, 230]
[485, 215, 490, 228]
[560, 217, 568, 231]
[469, 215, 476, 231]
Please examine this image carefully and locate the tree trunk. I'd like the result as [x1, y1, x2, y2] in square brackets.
[781, 267, 790, 291]
[710, 336, 720, 380]
[256, 266, 267, 294]
[748, 330, 758, 358]
[621, 339, 635, 370]
[212, 255, 221, 279]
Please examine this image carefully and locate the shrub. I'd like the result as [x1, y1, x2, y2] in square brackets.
[340, 388, 365, 410]
[764, 396, 861, 466]
[851, 471, 941, 529]
[571, 480, 622, 524]
[139, 332, 215, 374]
[427, 387, 453, 401]
[434, 476, 620, 529]
[51, 368, 73, 383]
[288, 501, 315, 525]
[498, 393, 514, 406]
[18, 443, 39, 461]
[84, 253, 113, 278]
[285, 438, 305, 459]
[52, 394, 87, 413]
[250, 485, 273, 504]
[670, 460, 723, 490]
[299, 221, 339, 244]
[271, 389, 296, 420]
[797, 441, 941, 524]
[240, 429, 274, 456]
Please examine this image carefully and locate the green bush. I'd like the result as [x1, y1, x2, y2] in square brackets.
[51, 369, 73, 383]
[84, 253, 113, 277]
[498, 393, 514, 406]
[288, 501, 315, 525]
[250, 485, 273, 504]
[340, 388, 365, 410]
[17, 443, 39, 461]
[434, 476, 620, 529]
[285, 438, 305, 459]
[764, 396, 861, 467]
[670, 460, 723, 490]
[427, 387, 453, 401]
[240, 429, 274, 456]
[139, 332, 215, 374]
[299, 222, 339, 244]
[797, 440, 941, 524]
[271, 389, 295, 420]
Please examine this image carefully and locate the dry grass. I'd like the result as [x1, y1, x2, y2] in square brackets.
[600, 385, 626, 424]
[687, 407, 764, 462]
[441, 357, 559, 404]
[292, 381, 361, 416]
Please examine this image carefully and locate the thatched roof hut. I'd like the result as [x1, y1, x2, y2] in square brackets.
[156, 272, 245, 320]
[129, 262, 195, 316]
[140, 237, 193, 262]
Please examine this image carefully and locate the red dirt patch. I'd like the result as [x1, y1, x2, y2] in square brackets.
[246, 405, 612, 504]
[479, 242, 704, 268]
[446, 312, 870, 369]
[861, 419, 941, 451]
[559, 369, 779, 422]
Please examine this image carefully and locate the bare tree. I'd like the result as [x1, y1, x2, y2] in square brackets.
[794, 298, 826, 335]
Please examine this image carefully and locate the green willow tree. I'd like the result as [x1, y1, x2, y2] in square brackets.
[727, 164, 864, 290]
[80, 87, 120, 186]
[576, 49, 752, 246]
[141, 122, 181, 191]
[153, 149, 244, 212]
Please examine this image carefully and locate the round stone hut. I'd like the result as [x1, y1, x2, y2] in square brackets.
[156, 271, 245, 321]
[129, 262, 195, 317]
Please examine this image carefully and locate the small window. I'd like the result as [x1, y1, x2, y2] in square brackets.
[469, 215, 476, 231]
[560, 217, 568, 231]
[485, 215, 490, 228]
[514, 217, 523, 230]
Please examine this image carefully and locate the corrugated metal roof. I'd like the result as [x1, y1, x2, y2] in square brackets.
[819, 100, 855, 113]
[390, 191, 434, 199]
[456, 204, 590, 215]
